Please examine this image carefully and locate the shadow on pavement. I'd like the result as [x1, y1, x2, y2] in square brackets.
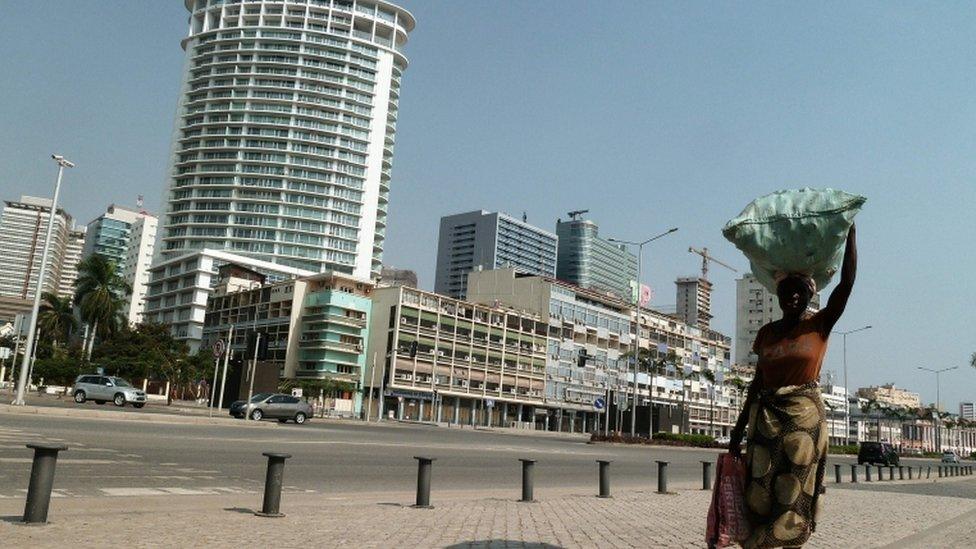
[223, 507, 254, 514]
[445, 542, 562, 549]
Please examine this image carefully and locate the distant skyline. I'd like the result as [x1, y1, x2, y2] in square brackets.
[1, 1, 973, 410]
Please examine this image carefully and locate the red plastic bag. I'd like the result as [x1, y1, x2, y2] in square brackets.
[706, 453, 751, 547]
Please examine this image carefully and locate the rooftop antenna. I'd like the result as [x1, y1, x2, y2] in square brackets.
[522, 211, 527, 223]
[136, 195, 144, 209]
[567, 209, 589, 221]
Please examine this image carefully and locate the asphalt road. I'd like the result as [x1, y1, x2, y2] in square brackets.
[0, 412, 965, 502]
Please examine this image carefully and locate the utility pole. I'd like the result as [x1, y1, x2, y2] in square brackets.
[834, 326, 872, 446]
[13, 155, 73, 406]
[246, 332, 261, 421]
[217, 325, 234, 411]
[918, 365, 958, 453]
[366, 351, 377, 422]
[609, 227, 678, 438]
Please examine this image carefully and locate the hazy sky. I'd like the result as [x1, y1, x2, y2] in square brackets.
[1, 2, 974, 409]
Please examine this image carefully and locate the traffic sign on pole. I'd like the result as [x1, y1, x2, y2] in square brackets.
[593, 397, 606, 411]
[212, 339, 226, 359]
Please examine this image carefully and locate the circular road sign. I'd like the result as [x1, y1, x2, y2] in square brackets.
[593, 397, 606, 411]
[212, 339, 226, 359]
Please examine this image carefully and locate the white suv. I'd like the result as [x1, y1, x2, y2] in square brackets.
[73, 375, 147, 408]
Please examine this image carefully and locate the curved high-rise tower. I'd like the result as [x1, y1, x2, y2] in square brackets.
[161, 0, 414, 279]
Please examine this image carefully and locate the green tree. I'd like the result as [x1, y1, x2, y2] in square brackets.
[37, 292, 78, 349]
[700, 368, 717, 436]
[75, 255, 130, 359]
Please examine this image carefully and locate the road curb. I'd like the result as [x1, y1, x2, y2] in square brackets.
[0, 403, 278, 427]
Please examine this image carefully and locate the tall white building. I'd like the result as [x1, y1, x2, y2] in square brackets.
[158, 0, 415, 282]
[0, 196, 84, 305]
[734, 272, 821, 366]
[961, 402, 975, 421]
[83, 205, 158, 324]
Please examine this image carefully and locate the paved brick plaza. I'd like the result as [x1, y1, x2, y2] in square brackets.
[4, 481, 975, 548]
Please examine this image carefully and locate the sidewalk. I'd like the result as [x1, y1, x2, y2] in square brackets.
[3, 482, 975, 548]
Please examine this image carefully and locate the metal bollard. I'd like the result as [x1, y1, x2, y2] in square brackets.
[22, 443, 68, 524]
[519, 459, 536, 503]
[938, 466, 943, 478]
[597, 460, 612, 498]
[850, 464, 858, 483]
[877, 465, 884, 480]
[255, 452, 291, 517]
[927, 466, 931, 479]
[657, 461, 670, 494]
[701, 461, 712, 490]
[413, 456, 435, 508]
[898, 466, 904, 480]
[834, 464, 842, 484]
[865, 464, 872, 482]
[889, 467, 895, 481]
[908, 466, 913, 480]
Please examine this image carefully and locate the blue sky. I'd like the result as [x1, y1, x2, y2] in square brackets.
[1, 1, 973, 409]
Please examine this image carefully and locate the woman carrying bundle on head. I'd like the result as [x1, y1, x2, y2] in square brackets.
[727, 222, 857, 548]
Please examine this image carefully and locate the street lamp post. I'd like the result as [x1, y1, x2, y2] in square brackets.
[917, 365, 958, 453]
[13, 155, 74, 406]
[609, 227, 678, 438]
[832, 325, 872, 446]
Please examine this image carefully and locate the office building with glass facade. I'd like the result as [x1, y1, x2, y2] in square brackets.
[159, 0, 415, 281]
[434, 210, 557, 300]
[83, 205, 158, 324]
[555, 216, 637, 301]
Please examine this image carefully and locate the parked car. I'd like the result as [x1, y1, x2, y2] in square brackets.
[715, 435, 731, 446]
[858, 441, 899, 466]
[72, 375, 147, 408]
[941, 451, 960, 463]
[229, 393, 311, 424]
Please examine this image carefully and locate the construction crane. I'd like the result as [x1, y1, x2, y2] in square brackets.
[567, 209, 589, 220]
[688, 247, 737, 280]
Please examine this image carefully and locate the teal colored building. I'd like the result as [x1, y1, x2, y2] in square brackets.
[294, 274, 373, 415]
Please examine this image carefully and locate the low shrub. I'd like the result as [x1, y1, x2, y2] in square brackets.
[589, 432, 719, 448]
[828, 444, 859, 455]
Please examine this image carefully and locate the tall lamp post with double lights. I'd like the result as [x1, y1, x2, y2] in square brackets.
[917, 365, 958, 453]
[13, 155, 74, 406]
[609, 227, 678, 438]
[833, 325, 872, 445]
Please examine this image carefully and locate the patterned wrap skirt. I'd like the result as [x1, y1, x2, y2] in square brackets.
[742, 382, 827, 548]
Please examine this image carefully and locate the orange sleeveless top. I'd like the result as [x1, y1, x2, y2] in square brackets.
[754, 312, 830, 389]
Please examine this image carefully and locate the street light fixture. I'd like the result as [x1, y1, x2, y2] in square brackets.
[918, 365, 958, 452]
[12, 155, 74, 406]
[609, 227, 678, 437]
[832, 325, 872, 446]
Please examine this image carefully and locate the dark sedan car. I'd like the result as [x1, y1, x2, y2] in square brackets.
[229, 393, 312, 424]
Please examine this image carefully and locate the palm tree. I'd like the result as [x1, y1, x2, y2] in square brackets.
[37, 292, 77, 349]
[860, 398, 885, 442]
[701, 368, 717, 438]
[75, 255, 130, 359]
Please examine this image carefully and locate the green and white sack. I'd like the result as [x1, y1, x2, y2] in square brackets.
[722, 188, 865, 293]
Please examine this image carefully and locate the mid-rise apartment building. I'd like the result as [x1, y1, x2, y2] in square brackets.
[202, 268, 372, 413]
[467, 267, 633, 432]
[961, 402, 976, 421]
[676, 277, 713, 331]
[366, 285, 550, 427]
[158, 0, 415, 280]
[144, 249, 312, 351]
[84, 204, 158, 324]
[856, 383, 922, 409]
[379, 265, 417, 288]
[434, 210, 557, 300]
[735, 272, 821, 366]
[555, 215, 637, 301]
[0, 196, 85, 317]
